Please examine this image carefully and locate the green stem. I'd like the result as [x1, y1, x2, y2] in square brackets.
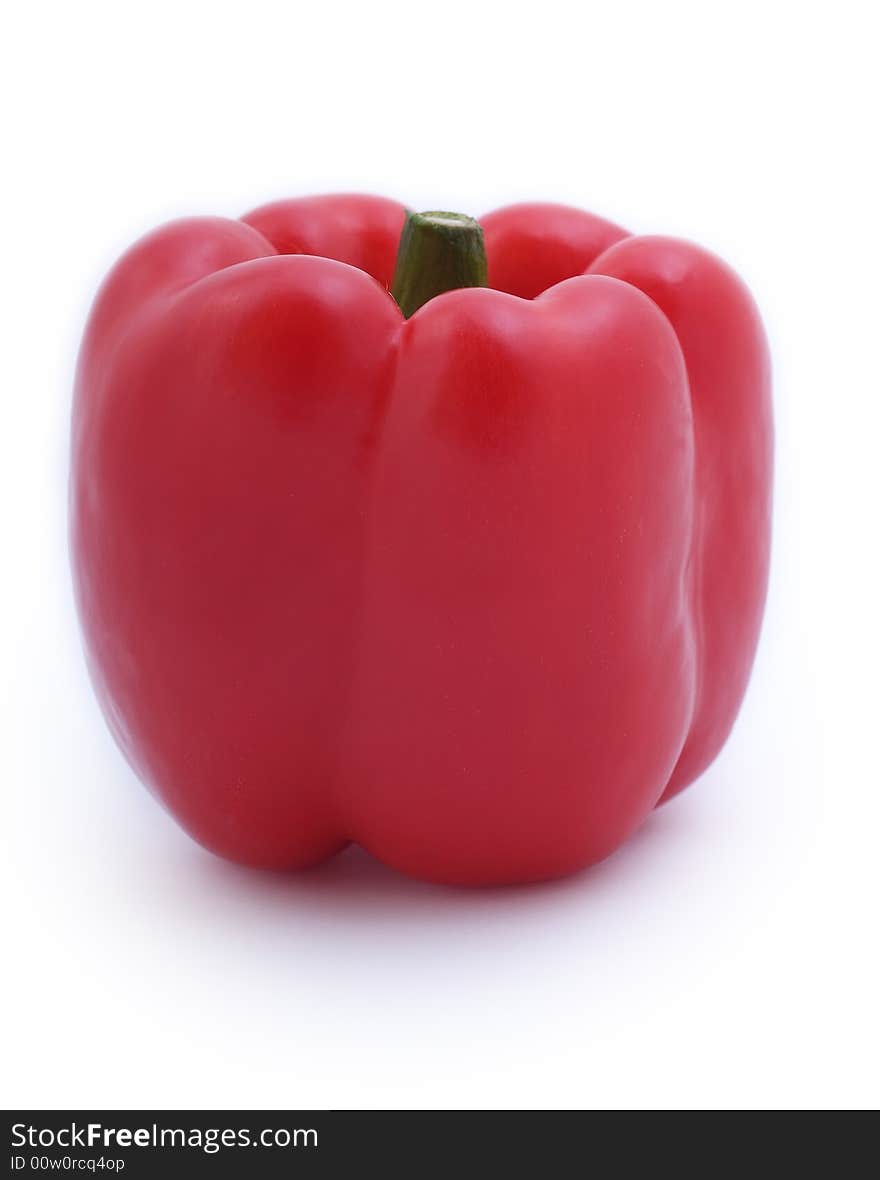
[391, 210, 488, 317]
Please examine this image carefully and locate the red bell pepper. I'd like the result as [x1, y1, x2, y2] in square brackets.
[70, 194, 772, 886]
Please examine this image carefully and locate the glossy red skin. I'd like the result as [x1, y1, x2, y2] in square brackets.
[70, 195, 772, 886]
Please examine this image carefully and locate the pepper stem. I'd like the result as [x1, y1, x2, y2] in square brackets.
[391, 210, 488, 317]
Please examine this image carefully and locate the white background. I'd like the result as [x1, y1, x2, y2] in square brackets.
[2, 0, 878, 1110]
